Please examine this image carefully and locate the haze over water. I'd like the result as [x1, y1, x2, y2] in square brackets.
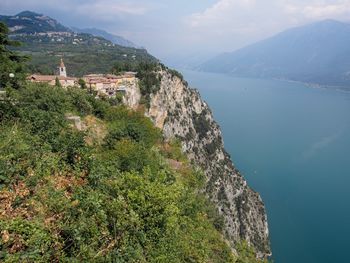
[182, 70, 350, 263]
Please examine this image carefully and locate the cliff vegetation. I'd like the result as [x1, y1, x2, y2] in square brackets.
[0, 22, 268, 262]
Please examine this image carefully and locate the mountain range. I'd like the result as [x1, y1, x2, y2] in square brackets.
[0, 11, 155, 76]
[200, 19, 350, 89]
[0, 11, 138, 49]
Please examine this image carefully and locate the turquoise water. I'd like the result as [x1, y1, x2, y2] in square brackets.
[182, 70, 350, 263]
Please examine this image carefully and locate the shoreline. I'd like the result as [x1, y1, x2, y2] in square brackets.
[182, 69, 350, 94]
[272, 77, 350, 94]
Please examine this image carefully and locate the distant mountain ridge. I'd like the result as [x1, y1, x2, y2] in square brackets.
[71, 27, 139, 48]
[200, 19, 350, 90]
[0, 11, 139, 49]
[0, 11, 70, 33]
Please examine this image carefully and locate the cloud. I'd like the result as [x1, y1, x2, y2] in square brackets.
[183, 0, 290, 50]
[284, 1, 350, 19]
[187, 0, 350, 28]
[186, 0, 258, 30]
[0, 0, 153, 20]
[76, 0, 152, 21]
[2, 0, 350, 58]
[185, 0, 350, 48]
[304, 3, 350, 19]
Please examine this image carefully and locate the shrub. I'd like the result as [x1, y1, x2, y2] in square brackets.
[0, 77, 266, 262]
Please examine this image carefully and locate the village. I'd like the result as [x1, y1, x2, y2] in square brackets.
[26, 58, 138, 98]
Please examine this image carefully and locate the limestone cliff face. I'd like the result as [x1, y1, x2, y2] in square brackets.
[130, 70, 270, 257]
[122, 82, 141, 110]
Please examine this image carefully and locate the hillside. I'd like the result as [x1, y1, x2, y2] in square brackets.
[0, 47, 267, 263]
[0, 81, 235, 261]
[11, 33, 155, 76]
[0, 20, 270, 261]
[200, 19, 350, 90]
[71, 27, 139, 48]
[0, 11, 156, 76]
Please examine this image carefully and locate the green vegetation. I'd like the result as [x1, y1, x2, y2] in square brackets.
[0, 22, 27, 89]
[0, 23, 267, 262]
[112, 61, 187, 108]
[112, 61, 162, 108]
[0, 81, 236, 262]
[235, 242, 270, 263]
[54, 77, 61, 88]
[0, 12, 155, 77]
[78, 78, 87, 90]
[10, 33, 156, 77]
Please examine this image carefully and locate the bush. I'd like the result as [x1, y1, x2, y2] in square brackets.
[0, 79, 266, 262]
[0, 218, 58, 262]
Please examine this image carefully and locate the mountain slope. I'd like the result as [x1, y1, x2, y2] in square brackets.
[0, 11, 70, 33]
[200, 19, 350, 89]
[10, 32, 155, 76]
[72, 27, 139, 48]
[0, 11, 156, 76]
[0, 81, 239, 262]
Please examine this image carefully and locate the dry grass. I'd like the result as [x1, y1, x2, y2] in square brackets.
[0, 181, 31, 220]
[83, 115, 107, 146]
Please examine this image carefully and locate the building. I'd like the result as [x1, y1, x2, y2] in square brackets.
[83, 72, 137, 97]
[57, 58, 67, 77]
[26, 59, 138, 95]
[27, 74, 76, 88]
[26, 59, 77, 88]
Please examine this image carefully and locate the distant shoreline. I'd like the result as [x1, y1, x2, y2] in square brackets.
[180, 68, 350, 94]
[272, 77, 350, 94]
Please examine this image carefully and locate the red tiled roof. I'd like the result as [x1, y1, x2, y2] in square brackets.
[84, 74, 104, 78]
[27, 74, 77, 81]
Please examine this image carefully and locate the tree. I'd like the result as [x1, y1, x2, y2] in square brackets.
[55, 77, 61, 87]
[78, 78, 87, 89]
[0, 22, 27, 89]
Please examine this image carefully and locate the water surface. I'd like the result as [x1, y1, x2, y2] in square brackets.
[182, 70, 350, 263]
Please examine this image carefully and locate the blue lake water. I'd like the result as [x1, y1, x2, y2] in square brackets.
[182, 70, 350, 263]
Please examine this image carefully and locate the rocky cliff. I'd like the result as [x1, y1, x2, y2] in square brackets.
[129, 69, 270, 257]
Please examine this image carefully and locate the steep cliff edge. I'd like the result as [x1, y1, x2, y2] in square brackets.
[145, 70, 270, 257]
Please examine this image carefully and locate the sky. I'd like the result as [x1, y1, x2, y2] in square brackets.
[1, 0, 350, 64]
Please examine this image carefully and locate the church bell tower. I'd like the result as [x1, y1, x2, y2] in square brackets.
[57, 58, 67, 77]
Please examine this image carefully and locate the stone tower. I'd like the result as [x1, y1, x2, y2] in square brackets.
[57, 58, 67, 77]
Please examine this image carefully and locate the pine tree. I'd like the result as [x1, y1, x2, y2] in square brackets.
[0, 22, 27, 89]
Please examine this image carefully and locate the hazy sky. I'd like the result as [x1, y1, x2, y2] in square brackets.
[1, 0, 350, 61]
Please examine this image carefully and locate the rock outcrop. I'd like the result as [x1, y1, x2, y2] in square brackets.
[128, 70, 270, 257]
